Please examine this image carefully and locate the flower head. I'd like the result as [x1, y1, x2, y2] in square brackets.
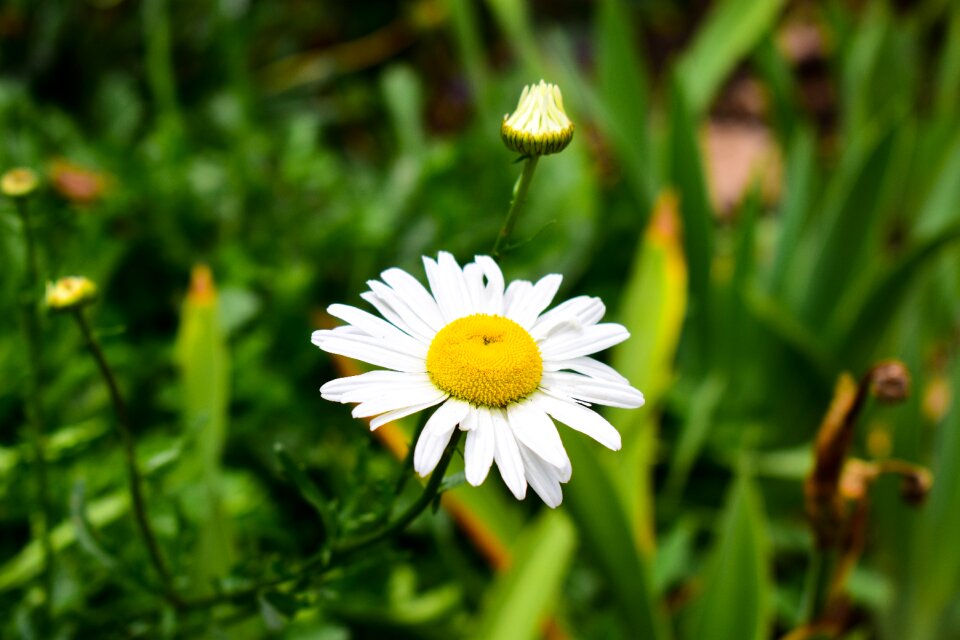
[1, 167, 40, 198]
[501, 80, 574, 157]
[312, 252, 644, 507]
[45, 276, 98, 311]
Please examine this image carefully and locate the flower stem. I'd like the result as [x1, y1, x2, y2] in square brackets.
[493, 155, 539, 257]
[15, 199, 55, 625]
[70, 308, 180, 606]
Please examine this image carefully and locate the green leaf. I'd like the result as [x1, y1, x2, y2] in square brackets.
[563, 435, 671, 639]
[594, 0, 655, 208]
[446, 0, 493, 120]
[486, 0, 542, 73]
[174, 266, 233, 594]
[798, 124, 898, 326]
[608, 193, 687, 549]
[275, 443, 337, 543]
[934, 5, 960, 116]
[0, 492, 129, 591]
[667, 78, 713, 370]
[915, 129, 960, 239]
[894, 354, 960, 640]
[830, 223, 960, 365]
[766, 127, 815, 294]
[474, 511, 576, 640]
[686, 471, 771, 640]
[676, 0, 787, 115]
[70, 481, 155, 593]
[664, 375, 726, 501]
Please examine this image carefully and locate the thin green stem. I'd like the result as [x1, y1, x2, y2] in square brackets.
[15, 199, 54, 625]
[70, 309, 180, 606]
[493, 155, 540, 257]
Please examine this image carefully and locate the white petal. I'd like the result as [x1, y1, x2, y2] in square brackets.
[351, 386, 447, 418]
[541, 372, 645, 409]
[531, 296, 605, 340]
[320, 370, 431, 402]
[362, 284, 435, 343]
[424, 253, 471, 322]
[327, 304, 427, 357]
[368, 395, 447, 430]
[359, 291, 422, 343]
[312, 332, 426, 373]
[464, 409, 495, 485]
[519, 443, 564, 508]
[503, 280, 532, 317]
[475, 255, 505, 315]
[533, 393, 622, 451]
[413, 399, 471, 475]
[462, 263, 486, 311]
[492, 410, 527, 499]
[380, 267, 445, 331]
[542, 356, 629, 384]
[461, 410, 479, 431]
[508, 274, 562, 329]
[539, 323, 630, 361]
[506, 401, 569, 468]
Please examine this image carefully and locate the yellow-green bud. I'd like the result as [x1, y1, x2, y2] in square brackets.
[1, 168, 40, 198]
[501, 80, 574, 157]
[45, 276, 98, 311]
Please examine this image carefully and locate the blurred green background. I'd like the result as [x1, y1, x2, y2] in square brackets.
[2, 0, 960, 637]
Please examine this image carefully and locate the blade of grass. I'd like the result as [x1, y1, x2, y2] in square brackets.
[594, 0, 656, 208]
[474, 511, 576, 640]
[829, 223, 960, 366]
[667, 78, 714, 371]
[895, 354, 960, 640]
[563, 434, 671, 640]
[676, 0, 787, 116]
[798, 123, 897, 328]
[934, 4, 960, 117]
[685, 470, 771, 640]
[608, 191, 687, 551]
[766, 127, 816, 294]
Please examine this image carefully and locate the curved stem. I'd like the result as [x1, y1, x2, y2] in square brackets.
[70, 309, 180, 606]
[493, 155, 539, 257]
[15, 200, 54, 626]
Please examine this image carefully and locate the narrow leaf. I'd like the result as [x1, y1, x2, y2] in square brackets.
[474, 511, 576, 640]
[686, 472, 771, 640]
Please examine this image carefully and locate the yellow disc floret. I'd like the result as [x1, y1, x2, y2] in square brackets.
[427, 314, 542, 408]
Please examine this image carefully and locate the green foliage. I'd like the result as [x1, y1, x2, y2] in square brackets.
[1, 0, 959, 637]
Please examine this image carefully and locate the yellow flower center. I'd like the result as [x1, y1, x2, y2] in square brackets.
[427, 314, 542, 408]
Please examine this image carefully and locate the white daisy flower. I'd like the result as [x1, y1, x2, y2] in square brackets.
[312, 252, 644, 508]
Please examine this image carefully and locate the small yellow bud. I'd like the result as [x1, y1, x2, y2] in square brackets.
[45, 276, 98, 311]
[501, 80, 574, 157]
[1, 168, 40, 198]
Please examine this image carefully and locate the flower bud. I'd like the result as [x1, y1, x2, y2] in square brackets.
[501, 80, 574, 157]
[1, 167, 40, 198]
[900, 469, 933, 507]
[869, 360, 910, 404]
[45, 276, 98, 311]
